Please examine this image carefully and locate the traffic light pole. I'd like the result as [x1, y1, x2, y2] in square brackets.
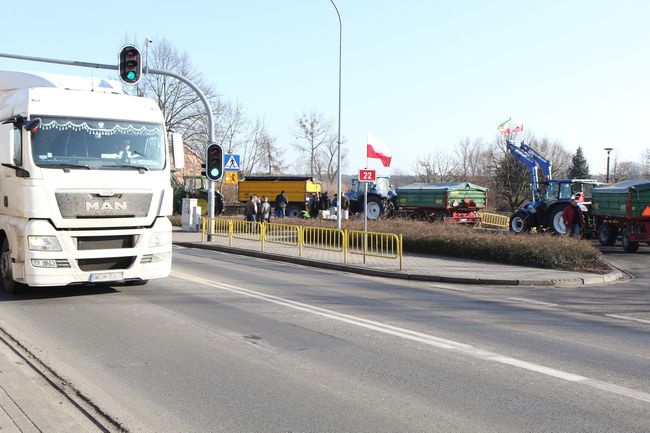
[0, 51, 218, 240]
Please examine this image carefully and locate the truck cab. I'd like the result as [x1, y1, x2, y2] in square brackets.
[0, 70, 182, 292]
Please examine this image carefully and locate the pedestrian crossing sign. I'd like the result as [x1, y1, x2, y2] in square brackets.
[224, 154, 241, 171]
[224, 171, 239, 185]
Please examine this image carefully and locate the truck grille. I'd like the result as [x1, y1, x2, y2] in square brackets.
[75, 235, 138, 250]
[77, 257, 135, 271]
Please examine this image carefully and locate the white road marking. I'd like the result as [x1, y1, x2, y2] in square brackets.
[507, 297, 559, 307]
[606, 314, 650, 325]
[172, 271, 650, 403]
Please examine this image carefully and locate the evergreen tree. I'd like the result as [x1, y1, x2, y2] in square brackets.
[569, 146, 590, 178]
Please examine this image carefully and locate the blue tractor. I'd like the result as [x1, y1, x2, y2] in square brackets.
[506, 140, 603, 235]
[346, 176, 395, 219]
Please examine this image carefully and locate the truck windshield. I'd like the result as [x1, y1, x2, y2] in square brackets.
[30, 116, 165, 171]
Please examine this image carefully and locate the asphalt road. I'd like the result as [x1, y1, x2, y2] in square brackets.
[0, 245, 648, 432]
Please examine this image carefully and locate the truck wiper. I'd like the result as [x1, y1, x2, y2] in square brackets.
[45, 163, 92, 171]
[109, 164, 149, 173]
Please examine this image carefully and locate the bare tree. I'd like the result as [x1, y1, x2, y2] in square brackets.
[315, 134, 348, 186]
[453, 137, 489, 181]
[641, 148, 650, 177]
[413, 151, 454, 182]
[528, 136, 572, 178]
[292, 112, 334, 178]
[610, 157, 643, 182]
[133, 38, 220, 155]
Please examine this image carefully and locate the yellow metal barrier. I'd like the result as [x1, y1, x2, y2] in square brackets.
[231, 220, 262, 243]
[201, 217, 232, 243]
[199, 218, 402, 269]
[477, 211, 510, 229]
[262, 222, 301, 252]
[346, 230, 403, 270]
[301, 226, 345, 256]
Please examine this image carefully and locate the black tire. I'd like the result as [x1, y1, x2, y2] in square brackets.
[622, 227, 639, 252]
[598, 224, 617, 246]
[365, 197, 384, 220]
[546, 205, 568, 235]
[1, 237, 24, 294]
[509, 210, 531, 234]
[286, 205, 302, 218]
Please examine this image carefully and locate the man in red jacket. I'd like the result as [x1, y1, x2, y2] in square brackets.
[562, 198, 584, 237]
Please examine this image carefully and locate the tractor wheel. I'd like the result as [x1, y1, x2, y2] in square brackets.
[1, 237, 24, 294]
[622, 227, 639, 252]
[547, 206, 567, 235]
[509, 210, 531, 234]
[364, 197, 384, 220]
[598, 224, 617, 246]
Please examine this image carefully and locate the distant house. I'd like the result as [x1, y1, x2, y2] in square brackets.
[172, 146, 203, 187]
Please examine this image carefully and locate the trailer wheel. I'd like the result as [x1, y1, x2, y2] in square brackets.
[365, 197, 384, 220]
[622, 227, 639, 252]
[598, 224, 617, 246]
[1, 237, 24, 294]
[509, 210, 531, 234]
[546, 206, 568, 235]
[286, 205, 302, 218]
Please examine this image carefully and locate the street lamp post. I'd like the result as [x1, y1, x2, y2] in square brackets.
[329, 0, 343, 229]
[604, 147, 613, 183]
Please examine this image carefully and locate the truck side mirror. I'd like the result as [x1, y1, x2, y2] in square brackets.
[0, 124, 15, 165]
[171, 132, 184, 170]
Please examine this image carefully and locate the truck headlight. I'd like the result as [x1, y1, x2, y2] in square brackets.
[149, 231, 171, 247]
[28, 236, 62, 251]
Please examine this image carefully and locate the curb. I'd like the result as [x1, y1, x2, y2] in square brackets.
[174, 241, 624, 287]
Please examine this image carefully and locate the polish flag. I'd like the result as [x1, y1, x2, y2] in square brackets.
[367, 133, 392, 167]
[513, 124, 524, 133]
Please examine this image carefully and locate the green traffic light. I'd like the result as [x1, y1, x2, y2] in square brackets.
[126, 71, 136, 81]
[210, 168, 220, 177]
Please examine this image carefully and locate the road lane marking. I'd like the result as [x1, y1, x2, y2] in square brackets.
[172, 271, 650, 404]
[507, 297, 559, 307]
[606, 314, 650, 325]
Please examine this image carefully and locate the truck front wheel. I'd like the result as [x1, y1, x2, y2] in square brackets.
[509, 210, 530, 234]
[1, 237, 23, 294]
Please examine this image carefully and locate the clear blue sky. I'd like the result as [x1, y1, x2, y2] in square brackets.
[2, 0, 649, 176]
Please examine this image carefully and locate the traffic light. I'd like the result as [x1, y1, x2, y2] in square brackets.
[118, 45, 142, 84]
[205, 143, 224, 181]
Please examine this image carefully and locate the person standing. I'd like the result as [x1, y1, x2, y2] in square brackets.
[244, 195, 257, 222]
[275, 190, 288, 218]
[561, 198, 584, 237]
[260, 196, 271, 223]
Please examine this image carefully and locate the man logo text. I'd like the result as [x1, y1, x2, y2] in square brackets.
[86, 202, 127, 211]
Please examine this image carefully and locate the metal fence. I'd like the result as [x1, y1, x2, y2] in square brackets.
[201, 217, 403, 270]
[477, 211, 510, 229]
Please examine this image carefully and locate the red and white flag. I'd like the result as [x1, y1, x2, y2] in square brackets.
[367, 133, 392, 167]
[513, 124, 524, 133]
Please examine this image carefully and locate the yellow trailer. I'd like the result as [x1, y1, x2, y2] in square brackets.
[238, 176, 321, 217]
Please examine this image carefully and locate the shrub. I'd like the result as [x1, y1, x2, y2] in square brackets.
[286, 217, 609, 273]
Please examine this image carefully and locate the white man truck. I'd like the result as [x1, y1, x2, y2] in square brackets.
[0, 70, 182, 293]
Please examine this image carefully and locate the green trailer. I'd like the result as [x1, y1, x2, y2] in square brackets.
[395, 182, 488, 223]
[592, 179, 650, 252]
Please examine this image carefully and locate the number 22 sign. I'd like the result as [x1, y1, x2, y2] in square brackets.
[358, 169, 376, 182]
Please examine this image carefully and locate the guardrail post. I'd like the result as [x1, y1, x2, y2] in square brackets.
[298, 226, 303, 257]
[397, 233, 404, 271]
[261, 222, 265, 252]
[343, 230, 348, 263]
[228, 219, 233, 246]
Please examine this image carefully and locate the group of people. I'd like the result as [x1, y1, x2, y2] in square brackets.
[244, 191, 289, 222]
[306, 191, 350, 219]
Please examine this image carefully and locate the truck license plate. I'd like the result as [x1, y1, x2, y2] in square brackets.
[89, 272, 123, 283]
